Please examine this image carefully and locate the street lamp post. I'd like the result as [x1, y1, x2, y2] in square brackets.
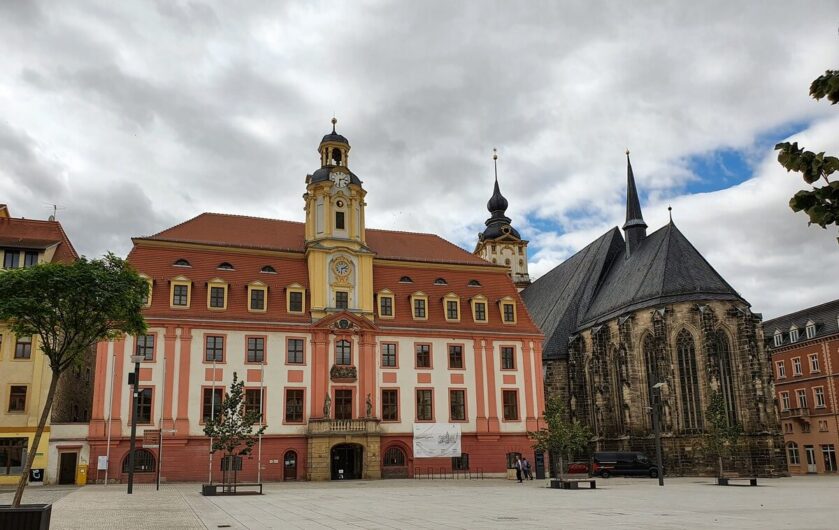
[652, 382, 666, 487]
[127, 354, 144, 494]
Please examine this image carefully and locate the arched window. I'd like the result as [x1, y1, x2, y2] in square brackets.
[261, 265, 277, 274]
[383, 446, 406, 467]
[467, 279, 481, 287]
[173, 259, 191, 267]
[434, 278, 448, 285]
[643, 334, 658, 417]
[217, 262, 234, 270]
[399, 276, 413, 283]
[122, 449, 156, 473]
[787, 442, 800, 465]
[676, 329, 703, 432]
[336, 339, 351, 365]
[713, 330, 737, 425]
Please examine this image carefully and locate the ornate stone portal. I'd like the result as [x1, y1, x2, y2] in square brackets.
[306, 419, 382, 481]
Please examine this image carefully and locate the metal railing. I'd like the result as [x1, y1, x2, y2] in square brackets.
[413, 467, 484, 480]
[780, 407, 810, 419]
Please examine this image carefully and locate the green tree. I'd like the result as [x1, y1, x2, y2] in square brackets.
[0, 254, 147, 507]
[203, 372, 267, 485]
[704, 390, 742, 477]
[775, 69, 839, 237]
[528, 396, 592, 479]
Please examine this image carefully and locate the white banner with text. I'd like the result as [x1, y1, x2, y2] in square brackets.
[413, 423, 462, 458]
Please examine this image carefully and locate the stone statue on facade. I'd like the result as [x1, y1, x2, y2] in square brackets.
[323, 393, 331, 418]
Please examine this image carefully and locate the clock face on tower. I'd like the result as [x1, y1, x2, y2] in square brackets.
[330, 171, 350, 188]
[333, 258, 351, 278]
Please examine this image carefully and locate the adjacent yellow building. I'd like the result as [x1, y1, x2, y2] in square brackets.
[0, 204, 79, 485]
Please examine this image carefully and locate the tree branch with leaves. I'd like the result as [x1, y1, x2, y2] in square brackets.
[0, 254, 148, 507]
[528, 396, 592, 479]
[775, 69, 839, 237]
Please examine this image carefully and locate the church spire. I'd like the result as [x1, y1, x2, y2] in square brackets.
[622, 149, 647, 256]
[487, 148, 510, 216]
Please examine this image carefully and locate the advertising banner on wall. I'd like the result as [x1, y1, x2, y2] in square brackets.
[413, 423, 461, 458]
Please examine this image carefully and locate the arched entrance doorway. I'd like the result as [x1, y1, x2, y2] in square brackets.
[382, 445, 408, 478]
[331, 443, 363, 480]
[283, 450, 297, 481]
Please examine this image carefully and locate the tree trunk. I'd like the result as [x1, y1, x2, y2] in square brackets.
[13, 370, 60, 507]
[558, 454, 565, 480]
[718, 455, 723, 478]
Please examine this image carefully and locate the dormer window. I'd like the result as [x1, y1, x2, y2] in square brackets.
[434, 278, 448, 286]
[173, 259, 191, 267]
[789, 326, 799, 343]
[773, 330, 783, 347]
[399, 276, 413, 283]
[261, 265, 277, 274]
[468, 280, 481, 287]
[805, 320, 816, 339]
[217, 262, 234, 271]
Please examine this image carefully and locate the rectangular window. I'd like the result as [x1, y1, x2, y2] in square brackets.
[336, 291, 349, 309]
[796, 389, 807, 409]
[380, 296, 393, 317]
[289, 291, 304, 313]
[172, 285, 189, 306]
[23, 251, 38, 267]
[3, 251, 19, 269]
[450, 389, 466, 421]
[416, 389, 433, 421]
[8, 386, 27, 412]
[205, 335, 224, 362]
[810, 354, 820, 373]
[335, 340, 352, 365]
[452, 453, 470, 471]
[285, 389, 304, 422]
[287, 338, 304, 364]
[416, 344, 431, 368]
[335, 211, 345, 230]
[501, 346, 515, 370]
[448, 345, 463, 369]
[776, 361, 786, 379]
[474, 302, 486, 322]
[250, 289, 265, 311]
[502, 303, 515, 322]
[446, 300, 459, 320]
[247, 337, 265, 363]
[136, 335, 154, 361]
[792, 357, 802, 376]
[815, 387, 826, 408]
[413, 298, 426, 318]
[503, 390, 519, 420]
[381, 343, 397, 368]
[819, 420, 829, 432]
[209, 286, 225, 308]
[244, 389, 264, 417]
[788, 444, 800, 465]
[0, 438, 27, 475]
[136, 388, 152, 424]
[335, 389, 352, 420]
[823, 445, 837, 472]
[780, 392, 790, 411]
[14, 336, 32, 359]
[381, 389, 398, 421]
[202, 388, 223, 422]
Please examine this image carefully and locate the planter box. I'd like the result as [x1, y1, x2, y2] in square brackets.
[0, 503, 52, 530]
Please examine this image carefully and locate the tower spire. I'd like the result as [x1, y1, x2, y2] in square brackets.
[623, 149, 647, 256]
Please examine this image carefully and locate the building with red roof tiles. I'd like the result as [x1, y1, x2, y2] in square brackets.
[89, 121, 544, 483]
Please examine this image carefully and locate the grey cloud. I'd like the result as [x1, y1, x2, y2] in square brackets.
[0, 121, 67, 198]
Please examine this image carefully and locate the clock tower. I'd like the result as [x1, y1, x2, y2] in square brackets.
[304, 119, 374, 319]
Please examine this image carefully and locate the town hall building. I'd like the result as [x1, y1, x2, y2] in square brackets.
[88, 121, 544, 483]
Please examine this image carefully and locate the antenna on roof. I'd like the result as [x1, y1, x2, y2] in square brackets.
[42, 202, 65, 221]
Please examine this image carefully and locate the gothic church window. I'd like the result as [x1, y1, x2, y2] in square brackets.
[643, 334, 658, 416]
[713, 330, 737, 425]
[676, 329, 703, 432]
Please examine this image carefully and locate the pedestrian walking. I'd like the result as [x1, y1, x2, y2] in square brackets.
[515, 455, 523, 483]
[523, 457, 533, 480]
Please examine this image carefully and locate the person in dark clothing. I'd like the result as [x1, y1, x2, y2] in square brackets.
[523, 457, 533, 480]
[515, 455, 523, 483]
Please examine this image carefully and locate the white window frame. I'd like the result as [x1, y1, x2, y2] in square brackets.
[776, 361, 786, 379]
[780, 392, 790, 411]
[809, 353, 820, 373]
[796, 389, 807, 409]
[805, 321, 816, 339]
[773, 330, 783, 347]
[814, 387, 826, 408]
[792, 357, 802, 376]
[789, 326, 799, 343]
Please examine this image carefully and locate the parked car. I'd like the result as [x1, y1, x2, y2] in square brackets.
[592, 452, 659, 478]
[566, 461, 589, 474]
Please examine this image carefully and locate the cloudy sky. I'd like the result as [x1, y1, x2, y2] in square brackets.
[1, 1, 838, 319]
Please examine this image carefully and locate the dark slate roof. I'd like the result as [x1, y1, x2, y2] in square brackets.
[521, 227, 624, 360]
[307, 166, 363, 185]
[762, 298, 839, 350]
[480, 178, 521, 240]
[580, 222, 743, 328]
[321, 132, 349, 145]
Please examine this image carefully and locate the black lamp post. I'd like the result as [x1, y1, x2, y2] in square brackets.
[652, 382, 665, 487]
[127, 354, 144, 494]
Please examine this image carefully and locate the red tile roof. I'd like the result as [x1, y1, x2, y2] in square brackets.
[141, 213, 492, 266]
[0, 217, 78, 263]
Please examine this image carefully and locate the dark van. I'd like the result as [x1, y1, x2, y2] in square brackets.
[592, 452, 659, 478]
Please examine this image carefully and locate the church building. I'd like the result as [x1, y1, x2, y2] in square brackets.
[88, 121, 544, 483]
[520, 153, 784, 475]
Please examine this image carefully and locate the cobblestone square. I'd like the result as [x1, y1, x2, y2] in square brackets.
[4, 476, 839, 529]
